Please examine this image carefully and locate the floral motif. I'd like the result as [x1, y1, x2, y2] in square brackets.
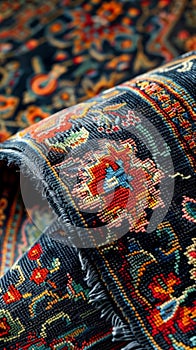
[146, 271, 196, 342]
[61, 138, 163, 233]
[30, 267, 49, 285]
[0, 95, 19, 119]
[149, 272, 181, 302]
[97, 1, 123, 22]
[147, 302, 196, 339]
[3, 285, 22, 304]
[28, 243, 43, 261]
[16, 105, 49, 128]
[65, 5, 131, 53]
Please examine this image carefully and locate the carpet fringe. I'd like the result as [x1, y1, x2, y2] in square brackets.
[78, 250, 144, 350]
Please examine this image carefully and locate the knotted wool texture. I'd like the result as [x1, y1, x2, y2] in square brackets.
[0, 52, 195, 349]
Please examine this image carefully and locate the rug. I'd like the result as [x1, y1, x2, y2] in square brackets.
[0, 51, 195, 349]
[0, 0, 196, 274]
